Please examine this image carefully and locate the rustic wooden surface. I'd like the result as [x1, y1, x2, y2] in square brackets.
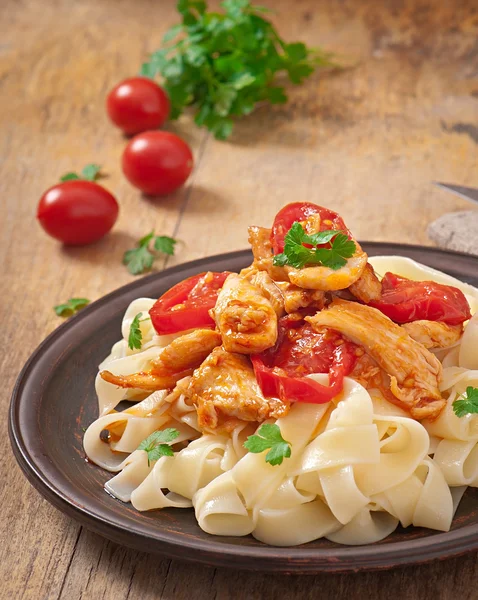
[1, 0, 478, 598]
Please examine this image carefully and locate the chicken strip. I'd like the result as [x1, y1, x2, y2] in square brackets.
[100, 329, 222, 391]
[275, 281, 326, 315]
[242, 269, 325, 316]
[306, 300, 444, 419]
[248, 225, 291, 281]
[213, 273, 278, 354]
[349, 352, 385, 391]
[187, 347, 289, 432]
[248, 226, 272, 261]
[401, 321, 463, 349]
[349, 263, 382, 303]
[246, 270, 286, 317]
[286, 242, 368, 291]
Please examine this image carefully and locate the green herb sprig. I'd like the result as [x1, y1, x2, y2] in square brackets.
[273, 222, 356, 270]
[128, 312, 149, 350]
[140, 0, 335, 139]
[123, 232, 177, 275]
[54, 297, 91, 317]
[138, 428, 181, 466]
[243, 423, 292, 466]
[452, 387, 478, 418]
[60, 164, 102, 182]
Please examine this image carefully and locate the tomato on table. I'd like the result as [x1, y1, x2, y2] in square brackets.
[150, 271, 230, 335]
[369, 272, 471, 325]
[122, 131, 193, 196]
[270, 202, 350, 255]
[252, 317, 358, 404]
[106, 77, 170, 135]
[36, 180, 119, 245]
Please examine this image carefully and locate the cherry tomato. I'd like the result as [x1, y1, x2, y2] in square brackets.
[369, 272, 471, 325]
[150, 271, 230, 335]
[37, 181, 119, 245]
[106, 77, 170, 135]
[252, 317, 357, 404]
[122, 131, 193, 196]
[271, 202, 350, 254]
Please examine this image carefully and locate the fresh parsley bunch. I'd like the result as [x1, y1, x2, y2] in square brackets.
[141, 0, 334, 139]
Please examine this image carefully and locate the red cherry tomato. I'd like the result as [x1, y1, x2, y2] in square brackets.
[369, 272, 471, 325]
[37, 181, 119, 245]
[271, 202, 350, 254]
[252, 318, 357, 404]
[150, 271, 230, 335]
[106, 77, 170, 135]
[122, 131, 193, 196]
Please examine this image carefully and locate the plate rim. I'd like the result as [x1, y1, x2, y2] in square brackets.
[9, 242, 478, 574]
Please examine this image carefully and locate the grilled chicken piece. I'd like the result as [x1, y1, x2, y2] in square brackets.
[213, 273, 278, 354]
[254, 258, 291, 282]
[100, 329, 222, 391]
[248, 226, 272, 261]
[248, 225, 291, 281]
[286, 242, 368, 291]
[188, 347, 289, 432]
[401, 321, 463, 349]
[349, 263, 382, 303]
[307, 300, 444, 419]
[350, 352, 385, 390]
[246, 270, 286, 317]
[275, 281, 326, 314]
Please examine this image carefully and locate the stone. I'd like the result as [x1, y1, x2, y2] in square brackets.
[428, 211, 478, 255]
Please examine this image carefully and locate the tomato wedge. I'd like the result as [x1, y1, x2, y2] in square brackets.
[149, 271, 229, 335]
[270, 202, 350, 255]
[369, 272, 471, 325]
[252, 318, 357, 404]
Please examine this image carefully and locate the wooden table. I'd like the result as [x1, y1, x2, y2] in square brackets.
[1, 0, 478, 597]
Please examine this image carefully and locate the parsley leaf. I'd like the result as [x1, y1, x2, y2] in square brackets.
[452, 387, 478, 418]
[60, 164, 102, 182]
[154, 235, 177, 255]
[81, 164, 102, 181]
[140, 0, 335, 139]
[123, 245, 155, 275]
[243, 423, 292, 466]
[54, 297, 90, 318]
[128, 312, 147, 350]
[123, 232, 177, 275]
[272, 222, 356, 270]
[138, 428, 180, 466]
[60, 172, 81, 181]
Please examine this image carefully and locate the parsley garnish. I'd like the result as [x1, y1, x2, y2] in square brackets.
[60, 164, 102, 182]
[54, 297, 90, 317]
[138, 428, 180, 466]
[273, 222, 356, 270]
[140, 0, 335, 139]
[452, 387, 478, 418]
[128, 312, 148, 350]
[243, 423, 292, 466]
[123, 232, 177, 275]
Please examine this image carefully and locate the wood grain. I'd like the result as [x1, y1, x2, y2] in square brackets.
[1, 0, 478, 598]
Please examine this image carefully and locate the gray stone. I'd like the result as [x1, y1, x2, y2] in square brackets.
[428, 211, 478, 255]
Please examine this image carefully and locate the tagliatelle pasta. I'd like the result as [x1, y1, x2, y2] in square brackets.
[83, 242, 478, 547]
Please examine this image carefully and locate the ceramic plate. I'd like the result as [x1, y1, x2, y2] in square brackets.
[9, 243, 478, 573]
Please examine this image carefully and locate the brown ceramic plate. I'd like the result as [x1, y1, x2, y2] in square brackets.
[9, 243, 478, 574]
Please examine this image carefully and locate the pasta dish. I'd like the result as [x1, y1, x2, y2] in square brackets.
[84, 202, 478, 546]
